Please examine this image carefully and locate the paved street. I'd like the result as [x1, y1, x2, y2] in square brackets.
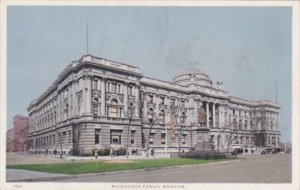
[56, 153, 291, 183]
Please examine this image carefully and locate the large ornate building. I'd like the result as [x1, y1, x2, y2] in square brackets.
[27, 55, 281, 155]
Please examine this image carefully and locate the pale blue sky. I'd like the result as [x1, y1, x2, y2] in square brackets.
[7, 6, 291, 141]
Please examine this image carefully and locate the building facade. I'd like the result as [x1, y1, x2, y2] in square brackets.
[6, 129, 14, 152]
[12, 115, 29, 153]
[27, 55, 281, 155]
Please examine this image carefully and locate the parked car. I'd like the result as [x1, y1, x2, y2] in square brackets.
[261, 150, 267, 154]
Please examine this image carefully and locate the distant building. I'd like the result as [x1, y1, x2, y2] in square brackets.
[279, 142, 292, 153]
[27, 55, 281, 156]
[13, 115, 29, 153]
[6, 129, 14, 152]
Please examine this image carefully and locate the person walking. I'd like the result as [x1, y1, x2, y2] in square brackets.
[94, 149, 98, 159]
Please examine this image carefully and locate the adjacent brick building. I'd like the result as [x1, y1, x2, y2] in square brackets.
[6, 128, 14, 152]
[13, 115, 29, 153]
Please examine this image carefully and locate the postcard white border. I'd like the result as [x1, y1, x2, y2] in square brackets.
[0, 1, 299, 190]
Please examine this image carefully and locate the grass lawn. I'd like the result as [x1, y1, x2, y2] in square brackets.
[7, 158, 235, 175]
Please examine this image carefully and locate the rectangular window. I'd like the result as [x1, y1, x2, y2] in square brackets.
[147, 95, 153, 103]
[62, 132, 66, 143]
[149, 133, 155, 145]
[160, 97, 165, 105]
[180, 100, 185, 107]
[68, 130, 71, 143]
[148, 113, 153, 123]
[110, 130, 122, 144]
[128, 86, 133, 95]
[92, 79, 98, 90]
[118, 84, 121, 93]
[77, 92, 83, 114]
[93, 103, 98, 115]
[111, 83, 117, 93]
[181, 134, 187, 145]
[159, 114, 165, 124]
[95, 129, 100, 144]
[131, 131, 135, 144]
[109, 106, 118, 117]
[170, 98, 175, 106]
[161, 133, 166, 145]
[107, 82, 110, 91]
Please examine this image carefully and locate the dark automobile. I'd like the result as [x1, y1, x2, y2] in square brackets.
[261, 150, 267, 154]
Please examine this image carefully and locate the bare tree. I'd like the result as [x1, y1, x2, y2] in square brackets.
[144, 112, 159, 157]
[218, 120, 238, 156]
[169, 106, 187, 155]
[123, 105, 134, 158]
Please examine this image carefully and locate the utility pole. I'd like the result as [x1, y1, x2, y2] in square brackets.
[86, 21, 89, 54]
[276, 81, 278, 104]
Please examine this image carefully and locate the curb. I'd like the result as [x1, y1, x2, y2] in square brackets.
[8, 159, 240, 182]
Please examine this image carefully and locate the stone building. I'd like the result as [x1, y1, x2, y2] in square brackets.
[27, 55, 281, 155]
[13, 115, 29, 153]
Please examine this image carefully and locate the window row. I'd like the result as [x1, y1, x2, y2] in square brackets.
[94, 129, 136, 145]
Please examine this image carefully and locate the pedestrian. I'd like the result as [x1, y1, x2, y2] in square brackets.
[110, 147, 114, 157]
[94, 149, 98, 159]
[151, 149, 154, 157]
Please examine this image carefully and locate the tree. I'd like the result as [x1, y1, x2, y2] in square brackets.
[144, 112, 159, 157]
[123, 105, 135, 158]
[218, 119, 238, 156]
[169, 106, 187, 155]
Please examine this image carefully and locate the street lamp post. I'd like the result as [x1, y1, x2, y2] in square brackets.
[59, 133, 65, 158]
[126, 106, 134, 158]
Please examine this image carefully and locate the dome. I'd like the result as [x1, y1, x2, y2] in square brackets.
[173, 68, 212, 87]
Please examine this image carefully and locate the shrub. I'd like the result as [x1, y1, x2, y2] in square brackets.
[82, 152, 93, 157]
[116, 148, 127, 156]
[103, 148, 110, 156]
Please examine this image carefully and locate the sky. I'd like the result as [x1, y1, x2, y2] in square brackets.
[7, 6, 291, 142]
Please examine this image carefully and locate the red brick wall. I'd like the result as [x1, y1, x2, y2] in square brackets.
[13, 115, 29, 152]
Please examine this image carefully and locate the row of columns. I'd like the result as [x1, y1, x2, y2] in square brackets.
[142, 94, 219, 127]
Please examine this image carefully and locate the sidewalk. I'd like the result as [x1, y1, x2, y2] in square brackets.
[6, 169, 70, 182]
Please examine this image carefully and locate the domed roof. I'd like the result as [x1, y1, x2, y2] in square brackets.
[173, 67, 212, 87]
[177, 68, 209, 77]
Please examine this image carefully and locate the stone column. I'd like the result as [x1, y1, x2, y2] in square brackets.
[86, 76, 92, 114]
[193, 100, 198, 124]
[97, 78, 101, 91]
[143, 92, 147, 121]
[57, 92, 61, 122]
[165, 97, 170, 124]
[73, 81, 78, 116]
[101, 78, 106, 116]
[155, 94, 159, 113]
[124, 82, 128, 117]
[206, 101, 209, 127]
[212, 103, 215, 128]
[68, 85, 71, 118]
[135, 85, 139, 118]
